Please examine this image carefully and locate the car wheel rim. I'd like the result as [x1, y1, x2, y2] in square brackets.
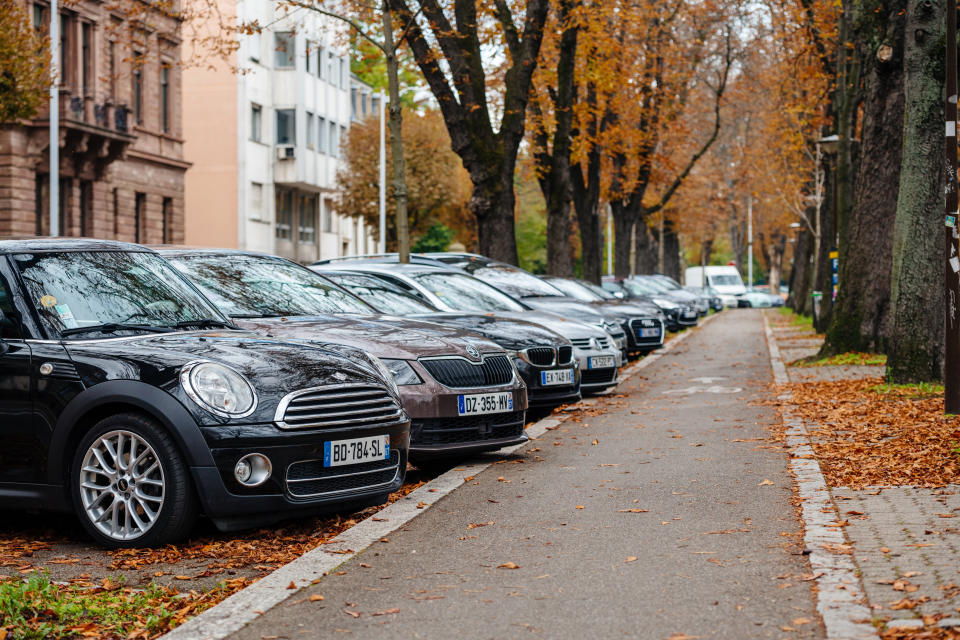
[78, 430, 165, 541]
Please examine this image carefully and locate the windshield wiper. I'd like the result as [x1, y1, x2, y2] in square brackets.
[60, 323, 174, 337]
[172, 318, 238, 330]
[229, 312, 298, 319]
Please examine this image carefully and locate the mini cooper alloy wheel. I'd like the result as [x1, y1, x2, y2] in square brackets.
[78, 430, 166, 541]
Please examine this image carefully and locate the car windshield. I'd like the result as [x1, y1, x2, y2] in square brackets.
[545, 278, 602, 302]
[168, 254, 374, 317]
[634, 277, 671, 293]
[413, 272, 525, 312]
[654, 276, 683, 290]
[13, 250, 226, 338]
[582, 281, 616, 299]
[324, 273, 437, 315]
[708, 274, 742, 286]
[466, 264, 566, 298]
[621, 279, 660, 296]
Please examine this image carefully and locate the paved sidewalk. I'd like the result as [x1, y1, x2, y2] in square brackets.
[230, 310, 823, 640]
[767, 311, 960, 630]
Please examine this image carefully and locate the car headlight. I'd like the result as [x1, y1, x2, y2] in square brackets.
[652, 297, 678, 310]
[181, 361, 257, 418]
[381, 358, 422, 386]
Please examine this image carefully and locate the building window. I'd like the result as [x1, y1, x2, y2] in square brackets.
[79, 181, 92, 236]
[305, 40, 311, 73]
[160, 66, 170, 133]
[250, 103, 262, 142]
[351, 88, 357, 121]
[372, 94, 380, 113]
[32, 4, 44, 31]
[274, 32, 294, 68]
[326, 51, 334, 82]
[60, 14, 71, 87]
[306, 113, 314, 150]
[275, 189, 293, 240]
[162, 197, 173, 243]
[318, 116, 326, 154]
[35, 173, 47, 236]
[338, 126, 345, 156]
[299, 195, 317, 244]
[250, 182, 263, 219]
[112, 188, 119, 237]
[276, 109, 295, 145]
[361, 92, 368, 118]
[249, 28, 260, 62]
[132, 52, 143, 124]
[316, 46, 323, 78]
[322, 198, 332, 232]
[108, 40, 116, 99]
[328, 121, 337, 156]
[341, 56, 348, 89]
[134, 192, 146, 242]
[81, 22, 92, 96]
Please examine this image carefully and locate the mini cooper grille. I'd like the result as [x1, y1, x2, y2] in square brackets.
[581, 368, 617, 386]
[413, 411, 525, 446]
[285, 450, 402, 498]
[557, 345, 573, 364]
[275, 383, 402, 430]
[419, 355, 513, 388]
[524, 347, 555, 366]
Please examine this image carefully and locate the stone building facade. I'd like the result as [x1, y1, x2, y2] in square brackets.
[0, 0, 188, 242]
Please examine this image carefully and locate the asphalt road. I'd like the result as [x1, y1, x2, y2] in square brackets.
[231, 310, 823, 640]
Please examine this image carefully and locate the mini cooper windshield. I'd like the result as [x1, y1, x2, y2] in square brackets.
[169, 254, 373, 317]
[13, 251, 230, 338]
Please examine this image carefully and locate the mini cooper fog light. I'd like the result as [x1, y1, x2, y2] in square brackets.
[234, 453, 272, 487]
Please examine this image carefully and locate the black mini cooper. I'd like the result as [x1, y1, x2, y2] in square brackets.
[0, 239, 410, 547]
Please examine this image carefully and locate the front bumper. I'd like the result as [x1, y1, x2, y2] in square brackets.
[624, 318, 665, 353]
[400, 361, 529, 457]
[515, 359, 582, 408]
[193, 418, 411, 519]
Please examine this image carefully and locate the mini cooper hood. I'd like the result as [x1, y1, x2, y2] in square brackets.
[408, 312, 570, 351]
[63, 330, 393, 421]
[232, 314, 503, 361]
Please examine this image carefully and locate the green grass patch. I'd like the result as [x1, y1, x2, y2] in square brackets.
[869, 381, 944, 399]
[0, 571, 231, 639]
[792, 352, 887, 367]
[777, 306, 813, 328]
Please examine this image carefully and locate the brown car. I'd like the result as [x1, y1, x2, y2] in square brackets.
[159, 249, 529, 462]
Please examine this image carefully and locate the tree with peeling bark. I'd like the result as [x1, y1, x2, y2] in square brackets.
[388, 0, 550, 265]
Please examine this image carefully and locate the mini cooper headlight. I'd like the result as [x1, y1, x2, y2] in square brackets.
[181, 361, 257, 418]
[380, 358, 422, 386]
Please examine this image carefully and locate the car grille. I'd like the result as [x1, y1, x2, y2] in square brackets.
[419, 355, 513, 388]
[285, 450, 403, 498]
[569, 336, 614, 350]
[275, 383, 403, 430]
[595, 335, 613, 350]
[629, 318, 663, 344]
[558, 345, 573, 364]
[581, 368, 617, 386]
[524, 347, 555, 366]
[413, 411, 525, 445]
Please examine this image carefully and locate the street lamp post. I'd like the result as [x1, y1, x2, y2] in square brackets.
[944, 0, 960, 413]
[747, 196, 753, 291]
[49, 0, 59, 236]
[378, 89, 386, 254]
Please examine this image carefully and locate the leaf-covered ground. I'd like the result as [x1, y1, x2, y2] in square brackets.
[782, 378, 960, 488]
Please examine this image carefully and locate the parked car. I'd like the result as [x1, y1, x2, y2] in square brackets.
[311, 262, 624, 395]
[739, 290, 784, 308]
[685, 286, 723, 312]
[317, 269, 582, 409]
[645, 275, 710, 317]
[600, 278, 699, 331]
[685, 266, 746, 307]
[539, 276, 666, 356]
[0, 239, 410, 547]
[422, 254, 631, 357]
[161, 249, 531, 463]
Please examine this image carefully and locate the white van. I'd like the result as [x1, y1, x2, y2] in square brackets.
[685, 266, 746, 307]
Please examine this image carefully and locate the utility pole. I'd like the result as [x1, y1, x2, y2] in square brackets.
[944, 0, 960, 413]
[378, 89, 386, 254]
[49, 0, 59, 236]
[747, 196, 753, 291]
[606, 204, 613, 276]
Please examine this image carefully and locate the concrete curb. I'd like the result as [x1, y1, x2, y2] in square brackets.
[762, 313, 879, 640]
[164, 315, 715, 640]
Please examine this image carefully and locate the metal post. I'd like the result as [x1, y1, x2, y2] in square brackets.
[607, 206, 614, 276]
[378, 89, 386, 254]
[49, 0, 59, 236]
[944, 0, 960, 413]
[747, 196, 753, 291]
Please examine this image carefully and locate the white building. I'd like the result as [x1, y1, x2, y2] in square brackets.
[182, 0, 376, 262]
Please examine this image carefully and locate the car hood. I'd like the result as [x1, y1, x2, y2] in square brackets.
[64, 329, 392, 425]
[488, 310, 609, 340]
[408, 312, 569, 350]
[232, 314, 503, 360]
[592, 300, 664, 317]
[522, 298, 625, 325]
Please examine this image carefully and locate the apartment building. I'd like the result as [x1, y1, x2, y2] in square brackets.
[0, 0, 187, 242]
[183, 1, 374, 262]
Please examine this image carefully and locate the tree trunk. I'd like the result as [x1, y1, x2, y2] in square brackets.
[822, 0, 905, 355]
[886, 0, 945, 382]
[661, 219, 681, 279]
[611, 200, 634, 279]
[470, 167, 520, 265]
[789, 225, 814, 315]
[382, 4, 409, 263]
[728, 203, 745, 274]
[767, 234, 786, 293]
[812, 159, 837, 332]
[635, 218, 658, 275]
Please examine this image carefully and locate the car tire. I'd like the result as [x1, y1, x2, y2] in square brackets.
[71, 412, 199, 548]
